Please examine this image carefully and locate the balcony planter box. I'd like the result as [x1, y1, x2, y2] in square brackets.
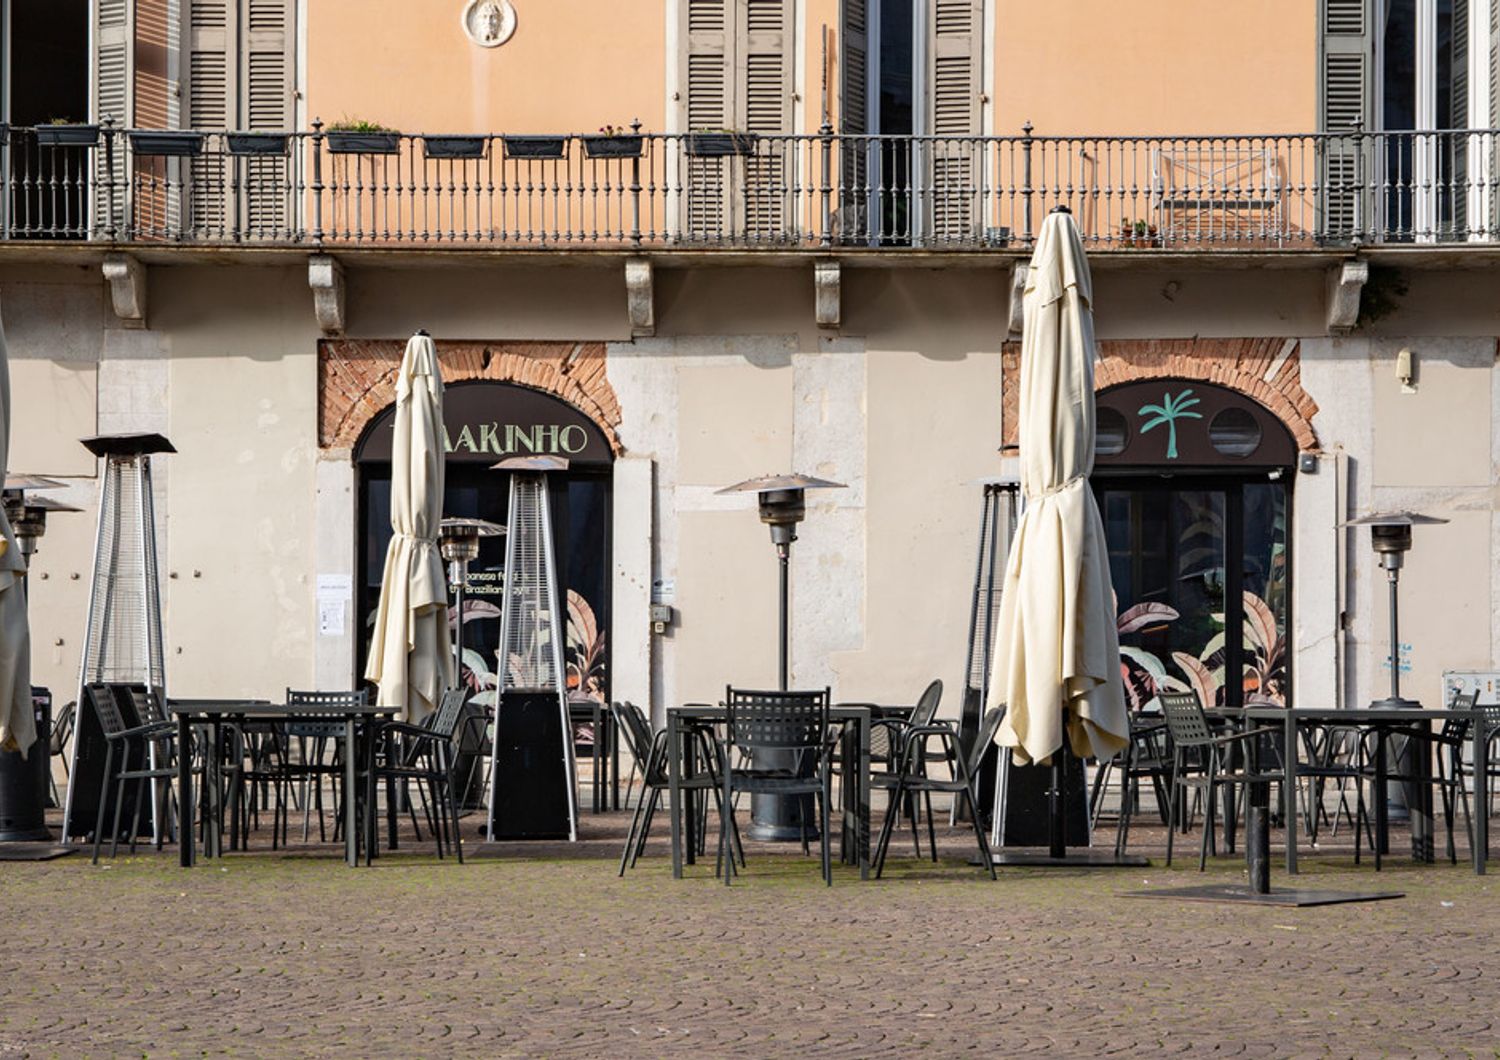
[326, 130, 401, 155]
[34, 124, 98, 147]
[582, 134, 643, 159]
[686, 132, 757, 157]
[128, 130, 204, 157]
[423, 135, 489, 159]
[226, 132, 289, 156]
[503, 135, 568, 160]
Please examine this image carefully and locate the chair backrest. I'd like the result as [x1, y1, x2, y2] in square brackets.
[50, 700, 76, 754]
[1159, 691, 1215, 748]
[428, 688, 470, 740]
[611, 701, 652, 765]
[85, 683, 127, 738]
[964, 707, 1006, 777]
[911, 679, 943, 728]
[1442, 689, 1481, 741]
[126, 686, 165, 726]
[286, 688, 369, 710]
[724, 686, 831, 763]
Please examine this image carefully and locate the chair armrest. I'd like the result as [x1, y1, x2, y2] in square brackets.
[380, 721, 437, 742]
[1207, 725, 1279, 749]
[109, 720, 178, 741]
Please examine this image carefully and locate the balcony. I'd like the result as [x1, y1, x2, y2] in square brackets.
[4, 123, 1500, 255]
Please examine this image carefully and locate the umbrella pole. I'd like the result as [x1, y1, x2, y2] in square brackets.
[1048, 737, 1067, 859]
[777, 543, 789, 691]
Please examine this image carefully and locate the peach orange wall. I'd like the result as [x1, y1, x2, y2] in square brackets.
[306, 2, 665, 134]
[993, 0, 1317, 136]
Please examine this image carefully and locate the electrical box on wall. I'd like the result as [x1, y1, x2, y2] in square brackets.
[1441, 670, 1500, 706]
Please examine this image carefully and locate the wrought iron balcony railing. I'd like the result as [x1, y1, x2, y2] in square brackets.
[4, 122, 1500, 251]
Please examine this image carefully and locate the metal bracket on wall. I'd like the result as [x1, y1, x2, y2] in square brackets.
[814, 260, 840, 328]
[1326, 259, 1368, 336]
[102, 253, 147, 328]
[625, 258, 654, 337]
[309, 254, 346, 336]
[1007, 263, 1028, 337]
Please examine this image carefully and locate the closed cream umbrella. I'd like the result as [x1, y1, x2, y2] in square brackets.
[0, 310, 35, 755]
[365, 331, 453, 723]
[988, 208, 1127, 767]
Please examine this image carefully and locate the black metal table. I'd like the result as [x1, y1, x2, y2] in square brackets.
[666, 704, 873, 880]
[168, 700, 396, 868]
[569, 700, 620, 813]
[1229, 707, 1490, 880]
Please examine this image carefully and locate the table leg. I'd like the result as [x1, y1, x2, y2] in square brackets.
[668, 713, 684, 879]
[1284, 710, 1298, 875]
[1245, 712, 1270, 893]
[1409, 720, 1434, 863]
[839, 722, 854, 865]
[211, 720, 224, 860]
[177, 713, 193, 868]
[593, 704, 603, 814]
[859, 714, 871, 880]
[684, 731, 698, 866]
[1375, 729, 1389, 863]
[365, 722, 377, 865]
[611, 712, 621, 811]
[344, 716, 358, 867]
[1473, 715, 1489, 875]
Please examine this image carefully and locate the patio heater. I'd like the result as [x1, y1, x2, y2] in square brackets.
[438, 516, 505, 689]
[717, 473, 846, 841]
[61, 433, 174, 845]
[1344, 511, 1448, 709]
[485, 455, 577, 841]
[2, 475, 81, 583]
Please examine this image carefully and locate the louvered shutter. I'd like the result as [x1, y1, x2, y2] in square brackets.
[926, 0, 982, 245]
[839, 0, 869, 242]
[1320, 0, 1372, 241]
[243, 0, 294, 236]
[94, 0, 133, 235]
[1489, 0, 1500, 235]
[188, 0, 233, 235]
[739, 0, 793, 240]
[1451, 0, 1469, 236]
[684, 0, 730, 239]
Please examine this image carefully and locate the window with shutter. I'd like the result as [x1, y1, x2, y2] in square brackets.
[188, 0, 232, 235]
[839, 0, 870, 240]
[95, 0, 133, 234]
[243, 0, 293, 236]
[1320, 0, 1372, 240]
[739, 0, 793, 240]
[925, 0, 981, 245]
[684, 0, 729, 239]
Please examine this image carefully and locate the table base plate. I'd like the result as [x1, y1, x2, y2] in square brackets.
[1122, 884, 1404, 907]
[972, 849, 1151, 868]
[0, 842, 76, 861]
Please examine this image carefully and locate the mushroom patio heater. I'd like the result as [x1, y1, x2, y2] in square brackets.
[61, 433, 175, 845]
[1345, 511, 1448, 709]
[717, 473, 845, 841]
[485, 455, 577, 842]
[438, 516, 505, 690]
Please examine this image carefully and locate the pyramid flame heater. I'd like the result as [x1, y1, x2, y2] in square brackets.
[486, 456, 578, 841]
[61, 434, 175, 844]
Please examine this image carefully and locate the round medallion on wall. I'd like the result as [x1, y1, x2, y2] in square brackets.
[462, 0, 517, 48]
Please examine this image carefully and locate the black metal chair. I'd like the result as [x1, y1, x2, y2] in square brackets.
[718, 686, 834, 886]
[1455, 701, 1500, 822]
[1101, 711, 1172, 860]
[1365, 688, 1479, 866]
[873, 707, 1000, 878]
[611, 701, 741, 875]
[87, 684, 192, 863]
[368, 688, 470, 863]
[48, 699, 76, 806]
[276, 688, 369, 847]
[1159, 691, 1283, 870]
[1294, 719, 1371, 858]
[838, 679, 944, 828]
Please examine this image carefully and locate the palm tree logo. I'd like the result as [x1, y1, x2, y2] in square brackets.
[1137, 389, 1203, 460]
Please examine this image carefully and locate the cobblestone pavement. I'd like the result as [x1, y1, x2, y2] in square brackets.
[2, 807, 1499, 1058]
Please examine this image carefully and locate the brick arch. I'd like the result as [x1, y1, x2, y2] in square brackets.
[319, 339, 623, 454]
[1001, 337, 1318, 452]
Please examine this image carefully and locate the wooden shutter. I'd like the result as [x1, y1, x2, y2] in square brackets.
[188, 0, 233, 234]
[739, 0, 793, 240]
[684, 0, 730, 239]
[1320, 0, 1372, 240]
[1451, 0, 1469, 236]
[926, 0, 982, 244]
[95, 0, 133, 233]
[243, 0, 294, 235]
[839, 0, 869, 241]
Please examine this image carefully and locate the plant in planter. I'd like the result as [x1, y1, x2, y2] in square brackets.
[325, 119, 402, 155]
[226, 132, 290, 156]
[582, 123, 644, 159]
[128, 130, 205, 157]
[423, 134, 490, 159]
[34, 119, 99, 146]
[502, 134, 569, 160]
[1133, 219, 1161, 248]
[686, 128, 757, 157]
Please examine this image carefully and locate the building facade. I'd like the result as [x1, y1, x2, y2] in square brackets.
[2, 0, 1498, 725]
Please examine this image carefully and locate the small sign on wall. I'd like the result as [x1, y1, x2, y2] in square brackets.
[317, 574, 352, 638]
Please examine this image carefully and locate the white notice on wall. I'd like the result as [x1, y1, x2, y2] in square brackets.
[316, 574, 353, 638]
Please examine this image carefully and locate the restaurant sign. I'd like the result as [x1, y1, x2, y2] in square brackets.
[355, 380, 613, 466]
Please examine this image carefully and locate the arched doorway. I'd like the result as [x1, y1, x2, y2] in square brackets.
[354, 380, 615, 708]
[1092, 379, 1296, 710]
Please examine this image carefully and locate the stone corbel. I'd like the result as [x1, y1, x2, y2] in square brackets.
[309, 254, 346, 336]
[625, 258, 654, 337]
[1326, 259, 1368, 335]
[814, 260, 840, 328]
[1007, 263, 1028, 337]
[102, 253, 146, 328]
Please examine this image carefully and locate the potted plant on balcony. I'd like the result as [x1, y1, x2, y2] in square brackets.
[34, 119, 99, 146]
[128, 129, 205, 157]
[227, 132, 290, 155]
[423, 134, 490, 159]
[502, 134, 569, 159]
[686, 128, 757, 157]
[582, 124, 643, 159]
[325, 119, 402, 155]
[1133, 219, 1161, 248]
